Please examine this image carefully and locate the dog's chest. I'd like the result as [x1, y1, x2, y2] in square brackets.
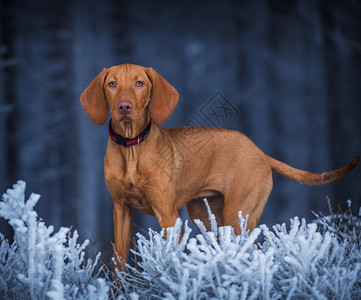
[105, 145, 155, 215]
[121, 174, 155, 215]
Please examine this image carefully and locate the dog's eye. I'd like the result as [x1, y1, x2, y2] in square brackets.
[108, 81, 117, 88]
[135, 81, 144, 87]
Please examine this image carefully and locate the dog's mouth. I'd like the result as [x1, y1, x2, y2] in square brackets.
[120, 115, 133, 122]
[116, 114, 134, 123]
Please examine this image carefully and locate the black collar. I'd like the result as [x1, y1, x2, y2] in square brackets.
[108, 119, 152, 147]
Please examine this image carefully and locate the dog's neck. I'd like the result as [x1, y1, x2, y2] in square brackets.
[108, 118, 152, 147]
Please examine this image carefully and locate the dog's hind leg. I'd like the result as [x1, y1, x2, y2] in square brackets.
[222, 175, 273, 235]
[186, 194, 224, 231]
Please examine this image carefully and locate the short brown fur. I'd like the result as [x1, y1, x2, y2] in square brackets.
[80, 63, 359, 268]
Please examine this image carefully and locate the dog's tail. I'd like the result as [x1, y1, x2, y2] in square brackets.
[266, 155, 359, 186]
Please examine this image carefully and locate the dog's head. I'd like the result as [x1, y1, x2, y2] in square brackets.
[80, 64, 179, 127]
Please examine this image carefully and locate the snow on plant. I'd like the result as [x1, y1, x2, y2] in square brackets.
[312, 197, 361, 246]
[260, 217, 361, 299]
[0, 181, 109, 300]
[115, 208, 276, 299]
[1, 181, 361, 299]
[115, 199, 361, 299]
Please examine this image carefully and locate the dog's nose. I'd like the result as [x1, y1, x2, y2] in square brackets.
[118, 101, 133, 114]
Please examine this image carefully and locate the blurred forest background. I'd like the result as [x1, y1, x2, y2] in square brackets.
[1, 0, 360, 256]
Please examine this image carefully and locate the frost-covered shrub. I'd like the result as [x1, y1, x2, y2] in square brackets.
[115, 200, 361, 300]
[261, 217, 361, 299]
[312, 198, 361, 246]
[1, 181, 361, 299]
[0, 181, 109, 300]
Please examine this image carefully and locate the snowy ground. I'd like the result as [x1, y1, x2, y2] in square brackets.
[1, 181, 360, 299]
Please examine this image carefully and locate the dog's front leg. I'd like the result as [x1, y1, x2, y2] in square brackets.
[113, 200, 132, 272]
[149, 192, 180, 239]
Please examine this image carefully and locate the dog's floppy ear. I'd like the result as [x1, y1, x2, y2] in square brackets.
[146, 67, 179, 126]
[80, 68, 109, 125]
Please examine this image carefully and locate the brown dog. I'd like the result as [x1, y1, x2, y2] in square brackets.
[80, 63, 358, 267]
